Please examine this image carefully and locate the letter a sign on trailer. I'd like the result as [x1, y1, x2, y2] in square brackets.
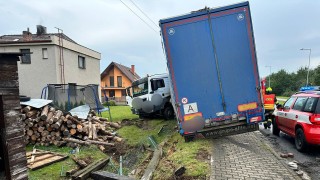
[183, 103, 198, 115]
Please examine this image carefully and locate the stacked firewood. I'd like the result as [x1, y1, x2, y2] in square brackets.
[21, 105, 123, 150]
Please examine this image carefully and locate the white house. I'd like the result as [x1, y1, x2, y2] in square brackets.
[0, 25, 101, 98]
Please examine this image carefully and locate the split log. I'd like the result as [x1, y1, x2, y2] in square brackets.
[46, 108, 54, 121]
[31, 135, 37, 141]
[41, 130, 49, 137]
[98, 145, 105, 152]
[63, 138, 90, 146]
[106, 122, 121, 129]
[88, 121, 93, 140]
[61, 116, 67, 122]
[60, 124, 66, 131]
[37, 127, 45, 133]
[27, 110, 38, 118]
[66, 114, 82, 125]
[94, 116, 108, 121]
[99, 129, 114, 136]
[53, 110, 63, 122]
[71, 156, 88, 168]
[70, 129, 77, 135]
[40, 105, 49, 120]
[92, 125, 98, 140]
[91, 117, 102, 124]
[22, 106, 32, 113]
[63, 130, 70, 137]
[86, 140, 114, 146]
[27, 129, 33, 136]
[53, 118, 63, 129]
[113, 136, 123, 142]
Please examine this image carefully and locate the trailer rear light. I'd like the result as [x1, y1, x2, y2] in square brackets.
[309, 115, 320, 125]
[250, 116, 262, 123]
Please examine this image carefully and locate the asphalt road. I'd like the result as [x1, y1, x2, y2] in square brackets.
[259, 124, 320, 179]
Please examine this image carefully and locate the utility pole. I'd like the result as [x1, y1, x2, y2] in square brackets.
[300, 48, 312, 86]
[265, 66, 272, 87]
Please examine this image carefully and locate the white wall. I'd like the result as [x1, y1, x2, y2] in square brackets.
[54, 45, 101, 95]
[0, 45, 58, 98]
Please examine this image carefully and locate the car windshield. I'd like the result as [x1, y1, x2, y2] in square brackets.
[132, 81, 148, 97]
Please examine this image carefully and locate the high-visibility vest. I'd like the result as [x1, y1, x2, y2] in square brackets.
[264, 94, 275, 110]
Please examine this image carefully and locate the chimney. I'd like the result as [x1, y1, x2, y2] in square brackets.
[22, 28, 32, 41]
[131, 65, 135, 75]
[36, 25, 47, 36]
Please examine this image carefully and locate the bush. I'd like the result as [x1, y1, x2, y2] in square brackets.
[103, 100, 116, 106]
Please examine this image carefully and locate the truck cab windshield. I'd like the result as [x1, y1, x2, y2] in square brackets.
[132, 81, 148, 97]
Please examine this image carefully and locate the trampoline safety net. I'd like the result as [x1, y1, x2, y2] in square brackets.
[43, 84, 104, 112]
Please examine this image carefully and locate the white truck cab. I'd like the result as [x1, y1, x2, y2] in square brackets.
[126, 74, 174, 119]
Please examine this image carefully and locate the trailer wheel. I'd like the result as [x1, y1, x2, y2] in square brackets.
[163, 105, 174, 120]
[184, 135, 195, 142]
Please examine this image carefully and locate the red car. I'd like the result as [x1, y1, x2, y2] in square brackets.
[273, 91, 320, 151]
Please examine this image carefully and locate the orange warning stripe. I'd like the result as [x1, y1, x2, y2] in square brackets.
[238, 102, 258, 112]
[184, 112, 202, 121]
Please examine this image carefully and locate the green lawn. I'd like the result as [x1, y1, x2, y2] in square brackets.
[101, 106, 138, 122]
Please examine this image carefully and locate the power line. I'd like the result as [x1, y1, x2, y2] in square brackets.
[128, 0, 159, 28]
[119, 0, 158, 33]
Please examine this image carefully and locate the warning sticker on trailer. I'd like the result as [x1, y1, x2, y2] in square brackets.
[183, 103, 198, 115]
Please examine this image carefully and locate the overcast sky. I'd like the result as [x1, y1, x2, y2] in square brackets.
[1, 0, 319, 78]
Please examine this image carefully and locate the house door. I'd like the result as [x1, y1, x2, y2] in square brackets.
[109, 90, 115, 98]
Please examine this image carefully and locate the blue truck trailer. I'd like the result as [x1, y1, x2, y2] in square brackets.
[159, 2, 264, 141]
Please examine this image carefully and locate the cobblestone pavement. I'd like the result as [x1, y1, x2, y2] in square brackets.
[211, 131, 299, 180]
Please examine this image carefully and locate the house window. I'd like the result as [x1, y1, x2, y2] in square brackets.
[42, 48, 48, 59]
[78, 56, 85, 69]
[117, 76, 122, 87]
[20, 49, 31, 64]
[110, 76, 114, 87]
[121, 89, 126, 97]
[109, 90, 115, 97]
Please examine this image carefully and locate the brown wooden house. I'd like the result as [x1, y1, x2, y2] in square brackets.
[100, 62, 140, 101]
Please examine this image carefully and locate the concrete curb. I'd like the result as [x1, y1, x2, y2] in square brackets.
[254, 131, 301, 180]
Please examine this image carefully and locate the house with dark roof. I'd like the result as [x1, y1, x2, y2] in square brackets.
[101, 62, 140, 101]
[0, 25, 101, 98]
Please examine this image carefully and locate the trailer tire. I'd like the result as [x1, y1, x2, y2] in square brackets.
[184, 135, 195, 142]
[163, 105, 174, 120]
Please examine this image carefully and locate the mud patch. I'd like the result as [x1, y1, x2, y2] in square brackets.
[135, 120, 153, 130]
[196, 148, 209, 161]
[121, 119, 136, 126]
[121, 119, 152, 130]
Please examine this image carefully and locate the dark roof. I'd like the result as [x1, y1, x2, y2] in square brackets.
[0, 33, 77, 44]
[101, 62, 140, 82]
[0, 52, 23, 60]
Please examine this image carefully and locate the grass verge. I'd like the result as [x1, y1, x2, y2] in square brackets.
[153, 134, 211, 179]
[101, 106, 138, 122]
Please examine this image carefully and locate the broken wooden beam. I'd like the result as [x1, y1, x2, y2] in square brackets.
[71, 158, 110, 180]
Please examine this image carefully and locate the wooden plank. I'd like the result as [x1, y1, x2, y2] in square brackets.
[26, 150, 68, 170]
[91, 171, 135, 180]
[72, 158, 109, 180]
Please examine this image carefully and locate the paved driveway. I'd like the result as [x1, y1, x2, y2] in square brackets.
[210, 131, 299, 180]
